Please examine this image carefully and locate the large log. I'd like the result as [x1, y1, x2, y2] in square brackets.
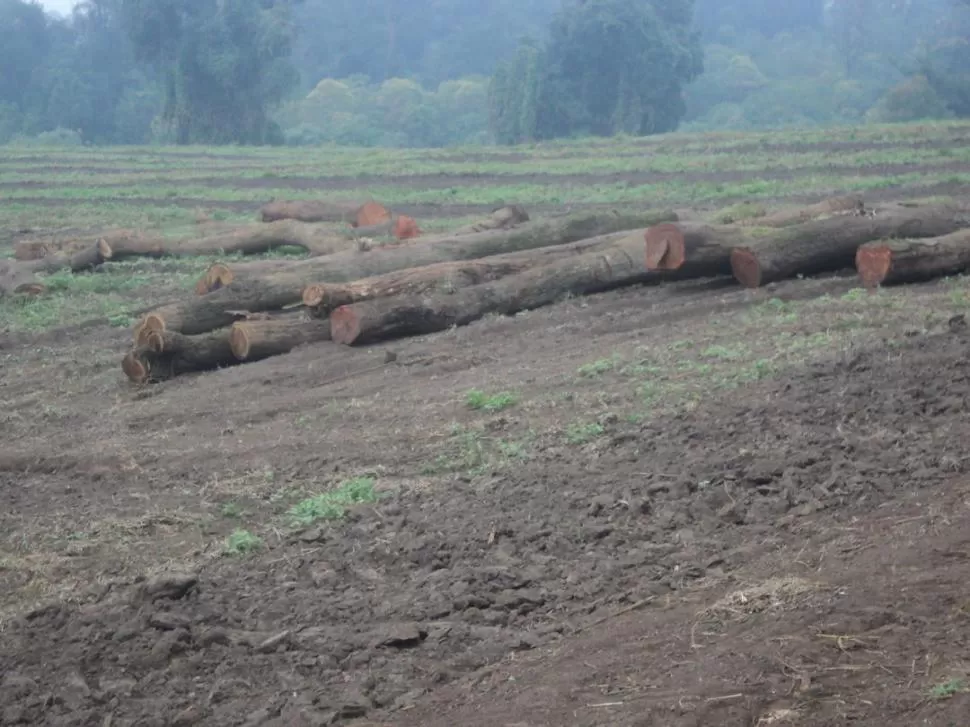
[194, 259, 304, 295]
[108, 220, 351, 260]
[328, 231, 654, 346]
[644, 222, 740, 279]
[451, 205, 530, 235]
[730, 204, 967, 288]
[259, 200, 390, 226]
[0, 240, 112, 297]
[139, 209, 677, 336]
[856, 229, 970, 288]
[229, 317, 332, 361]
[122, 328, 238, 384]
[738, 195, 864, 228]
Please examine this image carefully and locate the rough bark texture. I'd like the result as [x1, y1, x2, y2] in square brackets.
[0, 240, 112, 297]
[194, 259, 304, 295]
[329, 231, 653, 345]
[140, 209, 676, 335]
[856, 230, 970, 288]
[122, 328, 237, 384]
[259, 200, 389, 226]
[229, 317, 332, 361]
[108, 220, 351, 260]
[730, 204, 967, 288]
[644, 222, 740, 279]
[451, 206, 530, 235]
[738, 195, 864, 228]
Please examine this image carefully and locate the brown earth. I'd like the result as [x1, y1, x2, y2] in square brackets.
[2, 247, 970, 727]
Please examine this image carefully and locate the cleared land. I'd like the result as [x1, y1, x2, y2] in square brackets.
[2, 121, 970, 726]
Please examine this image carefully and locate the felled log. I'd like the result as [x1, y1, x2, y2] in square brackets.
[644, 222, 738, 279]
[738, 195, 863, 228]
[452, 205, 530, 235]
[229, 317, 332, 361]
[0, 239, 112, 297]
[122, 328, 237, 384]
[108, 220, 350, 260]
[856, 229, 970, 288]
[730, 204, 966, 288]
[259, 199, 390, 227]
[194, 259, 303, 295]
[328, 231, 653, 346]
[138, 209, 677, 336]
[346, 214, 422, 241]
[302, 258, 538, 317]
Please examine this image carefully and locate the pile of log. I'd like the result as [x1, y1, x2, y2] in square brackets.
[120, 207, 677, 382]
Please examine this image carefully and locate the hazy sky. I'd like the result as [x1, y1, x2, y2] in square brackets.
[39, 0, 75, 15]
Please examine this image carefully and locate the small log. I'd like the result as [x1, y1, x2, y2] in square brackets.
[738, 195, 864, 228]
[194, 259, 302, 295]
[329, 231, 653, 346]
[229, 317, 332, 361]
[0, 239, 112, 297]
[259, 200, 389, 226]
[122, 327, 237, 384]
[730, 204, 967, 288]
[856, 229, 970, 288]
[138, 209, 677, 336]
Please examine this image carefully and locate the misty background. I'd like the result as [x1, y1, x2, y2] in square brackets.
[2, 0, 969, 148]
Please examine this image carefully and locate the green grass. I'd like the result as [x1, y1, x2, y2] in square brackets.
[288, 476, 379, 527]
[465, 389, 518, 412]
[566, 421, 606, 445]
[927, 678, 967, 700]
[224, 529, 263, 556]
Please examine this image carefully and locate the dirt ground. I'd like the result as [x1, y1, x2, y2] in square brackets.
[2, 218, 970, 726]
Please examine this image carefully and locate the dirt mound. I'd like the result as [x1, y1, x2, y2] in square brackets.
[2, 324, 970, 726]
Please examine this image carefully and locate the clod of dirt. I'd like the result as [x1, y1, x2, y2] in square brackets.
[375, 623, 427, 648]
[135, 572, 198, 602]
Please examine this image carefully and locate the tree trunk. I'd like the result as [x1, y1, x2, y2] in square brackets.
[346, 214, 422, 241]
[730, 204, 967, 288]
[139, 209, 676, 335]
[328, 231, 653, 346]
[108, 220, 352, 260]
[194, 259, 304, 295]
[451, 205, 530, 234]
[259, 199, 389, 226]
[122, 328, 237, 384]
[738, 195, 864, 228]
[229, 316, 332, 361]
[856, 229, 970, 288]
[0, 239, 112, 297]
[644, 222, 739, 278]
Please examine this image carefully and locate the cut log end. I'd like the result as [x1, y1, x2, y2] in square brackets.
[329, 306, 362, 346]
[122, 350, 150, 384]
[394, 215, 421, 240]
[730, 248, 763, 289]
[355, 201, 391, 228]
[229, 324, 251, 360]
[302, 284, 326, 308]
[195, 263, 234, 296]
[855, 245, 893, 289]
[644, 223, 684, 271]
[97, 238, 113, 261]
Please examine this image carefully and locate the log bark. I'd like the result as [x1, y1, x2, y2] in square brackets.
[328, 231, 654, 346]
[259, 199, 389, 226]
[229, 317, 332, 361]
[194, 259, 304, 295]
[730, 204, 967, 288]
[139, 209, 677, 336]
[856, 229, 970, 288]
[108, 220, 351, 260]
[122, 328, 237, 384]
[644, 222, 740, 279]
[0, 239, 112, 297]
[738, 195, 864, 228]
[452, 205, 530, 235]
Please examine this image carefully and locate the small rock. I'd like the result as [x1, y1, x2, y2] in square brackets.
[334, 693, 369, 720]
[149, 612, 191, 631]
[375, 623, 426, 648]
[171, 706, 203, 726]
[136, 573, 198, 602]
[299, 528, 326, 543]
[198, 627, 231, 647]
[588, 495, 614, 517]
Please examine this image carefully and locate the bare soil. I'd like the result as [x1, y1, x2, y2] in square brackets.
[1, 238, 970, 727]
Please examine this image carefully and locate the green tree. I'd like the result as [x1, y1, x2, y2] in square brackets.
[119, 0, 300, 144]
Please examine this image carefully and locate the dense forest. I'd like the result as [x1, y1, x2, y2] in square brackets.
[0, 0, 968, 147]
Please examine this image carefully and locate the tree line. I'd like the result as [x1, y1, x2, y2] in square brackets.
[0, 0, 968, 148]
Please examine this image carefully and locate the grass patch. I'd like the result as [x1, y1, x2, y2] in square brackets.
[424, 425, 530, 475]
[566, 421, 606, 444]
[578, 355, 620, 377]
[927, 678, 968, 700]
[224, 529, 263, 556]
[465, 389, 518, 412]
[288, 476, 378, 527]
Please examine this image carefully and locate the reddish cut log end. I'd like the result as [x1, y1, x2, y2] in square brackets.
[229, 324, 251, 360]
[729, 247, 763, 289]
[644, 223, 685, 271]
[122, 350, 149, 384]
[355, 201, 391, 228]
[143, 312, 167, 334]
[146, 330, 166, 354]
[856, 245, 892, 289]
[394, 215, 421, 240]
[329, 305, 363, 345]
